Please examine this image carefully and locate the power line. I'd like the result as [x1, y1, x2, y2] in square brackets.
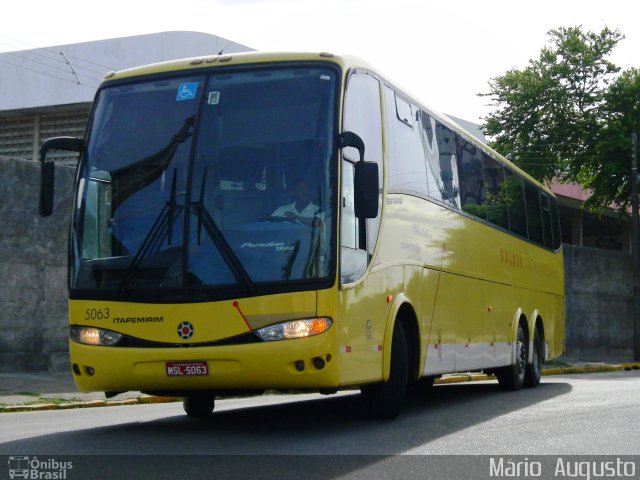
[65, 51, 117, 72]
[0, 48, 105, 84]
[0, 57, 99, 89]
[0, 34, 107, 86]
[0, 34, 115, 77]
[0, 38, 109, 78]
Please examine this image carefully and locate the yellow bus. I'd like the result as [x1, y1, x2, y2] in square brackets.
[39, 51, 564, 419]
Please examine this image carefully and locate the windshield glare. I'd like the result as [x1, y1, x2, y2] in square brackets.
[73, 66, 337, 296]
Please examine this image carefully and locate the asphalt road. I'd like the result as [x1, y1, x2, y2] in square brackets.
[1, 372, 639, 479]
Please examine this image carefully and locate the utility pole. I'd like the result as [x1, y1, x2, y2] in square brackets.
[632, 133, 640, 360]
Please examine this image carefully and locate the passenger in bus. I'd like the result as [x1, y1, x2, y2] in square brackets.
[271, 179, 320, 226]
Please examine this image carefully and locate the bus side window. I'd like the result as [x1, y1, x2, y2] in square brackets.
[482, 153, 509, 230]
[341, 72, 383, 283]
[435, 123, 460, 208]
[524, 181, 544, 245]
[418, 111, 439, 201]
[82, 171, 112, 260]
[540, 192, 554, 248]
[385, 88, 428, 198]
[341, 160, 358, 250]
[550, 196, 562, 249]
[504, 169, 528, 238]
[457, 137, 486, 219]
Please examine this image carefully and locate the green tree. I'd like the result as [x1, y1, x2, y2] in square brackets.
[588, 68, 640, 209]
[481, 26, 640, 210]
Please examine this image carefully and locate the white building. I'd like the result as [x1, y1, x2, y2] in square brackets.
[0, 31, 252, 163]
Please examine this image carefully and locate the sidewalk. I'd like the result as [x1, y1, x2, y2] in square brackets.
[1, 353, 639, 413]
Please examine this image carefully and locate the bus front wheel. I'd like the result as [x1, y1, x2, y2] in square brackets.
[361, 320, 409, 419]
[183, 394, 215, 417]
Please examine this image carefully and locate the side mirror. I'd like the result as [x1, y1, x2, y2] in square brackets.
[39, 137, 84, 217]
[339, 131, 378, 219]
[354, 161, 379, 219]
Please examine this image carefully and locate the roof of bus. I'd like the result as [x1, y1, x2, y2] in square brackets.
[102, 51, 356, 81]
[102, 50, 554, 197]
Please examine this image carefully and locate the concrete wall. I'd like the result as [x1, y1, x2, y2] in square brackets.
[0, 155, 634, 371]
[0, 156, 74, 372]
[563, 244, 633, 357]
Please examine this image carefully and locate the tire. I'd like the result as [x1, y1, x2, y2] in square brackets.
[496, 322, 527, 391]
[524, 326, 543, 388]
[409, 376, 435, 396]
[361, 320, 409, 419]
[183, 394, 215, 417]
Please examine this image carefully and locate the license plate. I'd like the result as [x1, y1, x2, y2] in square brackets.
[166, 361, 209, 377]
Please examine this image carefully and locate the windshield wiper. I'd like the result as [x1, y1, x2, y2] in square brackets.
[303, 216, 325, 278]
[190, 169, 253, 289]
[282, 240, 301, 280]
[303, 182, 326, 278]
[119, 169, 182, 292]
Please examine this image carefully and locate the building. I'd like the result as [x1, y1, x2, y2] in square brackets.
[0, 31, 252, 164]
[552, 183, 629, 252]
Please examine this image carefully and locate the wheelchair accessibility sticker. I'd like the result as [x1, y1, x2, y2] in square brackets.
[176, 82, 199, 101]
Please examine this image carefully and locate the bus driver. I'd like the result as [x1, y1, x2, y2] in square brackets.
[271, 179, 320, 226]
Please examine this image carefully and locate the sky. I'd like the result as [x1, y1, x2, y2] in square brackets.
[1, 0, 639, 125]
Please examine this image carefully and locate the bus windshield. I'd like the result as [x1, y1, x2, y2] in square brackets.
[72, 66, 338, 299]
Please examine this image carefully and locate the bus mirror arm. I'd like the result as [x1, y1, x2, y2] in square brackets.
[39, 136, 85, 217]
[339, 131, 365, 162]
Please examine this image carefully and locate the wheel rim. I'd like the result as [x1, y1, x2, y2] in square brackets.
[516, 327, 527, 381]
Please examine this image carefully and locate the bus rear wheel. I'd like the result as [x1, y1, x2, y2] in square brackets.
[496, 323, 527, 391]
[524, 326, 543, 388]
[361, 320, 408, 419]
[183, 394, 215, 417]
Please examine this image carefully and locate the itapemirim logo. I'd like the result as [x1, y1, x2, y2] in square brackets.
[7, 456, 72, 479]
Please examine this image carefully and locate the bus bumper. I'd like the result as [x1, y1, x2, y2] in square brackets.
[69, 331, 340, 394]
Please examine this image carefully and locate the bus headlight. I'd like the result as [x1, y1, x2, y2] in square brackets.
[256, 318, 332, 341]
[70, 326, 123, 346]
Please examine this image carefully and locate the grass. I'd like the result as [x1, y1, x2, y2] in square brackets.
[38, 397, 75, 405]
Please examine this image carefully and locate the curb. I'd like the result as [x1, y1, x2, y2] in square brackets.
[2, 363, 640, 413]
[1, 395, 180, 414]
[433, 362, 640, 385]
[542, 362, 640, 376]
